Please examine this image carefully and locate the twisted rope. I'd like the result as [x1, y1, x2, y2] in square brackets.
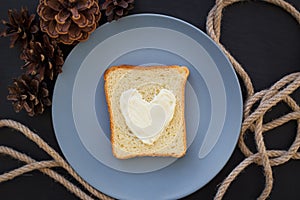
[0, 119, 113, 200]
[206, 0, 300, 199]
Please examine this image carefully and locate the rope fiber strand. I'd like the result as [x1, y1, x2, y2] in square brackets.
[0, 0, 299, 199]
[206, 0, 300, 199]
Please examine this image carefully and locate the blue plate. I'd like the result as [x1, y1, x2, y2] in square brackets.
[52, 14, 242, 200]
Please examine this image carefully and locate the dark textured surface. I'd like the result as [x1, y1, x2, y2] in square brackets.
[0, 0, 300, 199]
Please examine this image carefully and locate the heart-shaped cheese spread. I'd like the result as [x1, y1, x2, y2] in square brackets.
[120, 88, 176, 144]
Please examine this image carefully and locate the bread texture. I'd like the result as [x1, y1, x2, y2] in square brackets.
[104, 65, 189, 159]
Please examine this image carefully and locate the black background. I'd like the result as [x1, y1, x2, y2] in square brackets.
[1, 0, 300, 199]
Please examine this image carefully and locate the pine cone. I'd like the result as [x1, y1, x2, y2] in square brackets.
[0, 7, 39, 48]
[7, 74, 52, 116]
[20, 34, 64, 81]
[37, 0, 101, 45]
[102, 0, 134, 22]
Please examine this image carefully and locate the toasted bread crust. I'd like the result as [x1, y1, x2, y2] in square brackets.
[104, 65, 189, 159]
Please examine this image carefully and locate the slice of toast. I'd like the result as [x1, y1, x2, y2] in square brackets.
[104, 65, 189, 159]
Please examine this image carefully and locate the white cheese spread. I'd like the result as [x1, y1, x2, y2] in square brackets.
[120, 88, 176, 144]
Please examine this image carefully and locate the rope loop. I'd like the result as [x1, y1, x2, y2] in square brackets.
[206, 0, 300, 199]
